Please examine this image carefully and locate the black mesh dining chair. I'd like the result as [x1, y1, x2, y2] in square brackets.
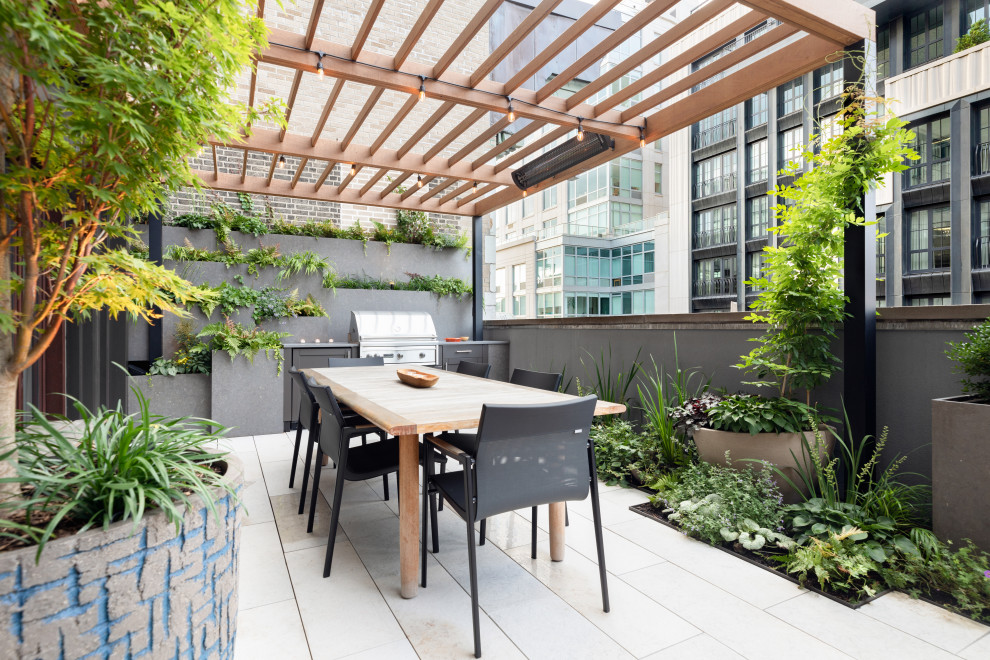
[456, 361, 492, 378]
[421, 395, 608, 658]
[509, 368, 562, 391]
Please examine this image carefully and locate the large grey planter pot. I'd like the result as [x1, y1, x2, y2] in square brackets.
[256, 316, 330, 342]
[210, 352, 283, 435]
[693, 427, 834, 504]
[127, 373, 211, 418]
[932, 395, 990, 552]
[0, 455, 244, 659]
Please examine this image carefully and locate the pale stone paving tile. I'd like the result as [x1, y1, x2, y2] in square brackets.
[338, 639, 419, 660]
[621, 563, 851, 659]
[641, 633, 744, 659]
[234, 599, 312, 660]
[482, 511, 549, 552]
[238, 521, 295, 610]
[237, 450, 274, 526]
[259, 459, 305, 497]
[285, 544, 408, 660]
[859, 592, 990, 654]
[958, 631, 990, 660]
[218, 434, 257, 454]
[269, 492, 343, 554]
[505, 543, 699, 657]
[767, 591, 958, 659]
[254, 432, 297, 463]
[550, 511, 666, 576]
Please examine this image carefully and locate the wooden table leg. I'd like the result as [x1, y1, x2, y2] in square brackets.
[399, 434, 420, 598]
[549, 502, 566, 562]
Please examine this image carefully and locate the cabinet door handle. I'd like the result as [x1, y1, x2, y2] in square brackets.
[455, 349, 471, 353]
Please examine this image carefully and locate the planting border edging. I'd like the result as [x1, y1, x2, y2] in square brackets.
[0, 455, 244, 659]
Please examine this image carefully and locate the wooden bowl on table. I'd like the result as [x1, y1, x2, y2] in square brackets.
[397, 368, 439, 388]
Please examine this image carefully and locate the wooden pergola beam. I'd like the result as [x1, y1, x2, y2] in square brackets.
[447, 116, 511, 167]
[469, 0, 563, 88]
[280, 72, 304, 141]
[359, 168, 388, 196]
[215, 127, 515, 186]
[401, 175, 434, 200]
[314, 161, 337, 189]
[337, 165, 362, 193]
[370, 95, 419, 155]
[351, 0, 386, 60]
[438, 180, 476, 206]
[394, 0, 445, 68]
[455, 182, 498, 208]
[379, 171, 412, 198]
[396, 101, 456, 159]
[211, 145, 219, 180]
[266, 153, 279, 185]
[433, 0, 502, 77]
[198, 171, 477, 216]
[290, 157, 309, 189]
[503, 0, 625, 93]
[240, 150, 249, 184]
[493, 125, 570, 173]
[341, 87, 385, 150]
[418, 177, 458, 202]
[563, 0, 732, 110]
[311, 78, 345, 147]
[739, 0, 874, 44]
[421, 108, 487, 163]
[470, 120, 544, 170]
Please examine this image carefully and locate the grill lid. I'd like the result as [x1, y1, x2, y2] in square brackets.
[349, 311, 438, 343]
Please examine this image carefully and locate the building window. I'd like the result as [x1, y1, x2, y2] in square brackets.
[876, 213, 887, 277]
[693, 205, 737, 248]
[542, 186, 557, 210]
[976, 198, 990, 269]
[747, 252, 768, 291]
[906, 205, 951, 272]
[495, 268, 506, 314]
[905, 116, 950, 188]
[654, 163, 663, 194]
[691, 39, 737, 92]
[609, 158, 642, 199]
[568, 164, 608, 207]
[693, 256, 737, 297]
[536, 246, 562, 288]
[693, 108, 736, 149]
[967, 0, 989, 28]
[780, 127, 804, 169]
[877, 25, 890, 80]
[567, 202, 609, 236]
[779, 77, 804, 116]
[562, 242, 654, 289]
[816, 60, 844, 102]
[747, 93, 768, 129]
[908, 4, 944, 69]
[537, 291, 563, 317]
[814, 113, 842, 150]
[747, 139, 768, 183]
[512, 264, 526, 316]
[693, 151, 736, 198]
[522, 194, 534, 218]
[976, 105, 990, 175]
[747, 196, 771, 239]
[906, 295, 952, 306]
[611, 202, 643, 233]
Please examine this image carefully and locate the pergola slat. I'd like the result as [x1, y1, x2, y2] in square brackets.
[470, 120, 544, 170]
[420, 108, 487, 163]
[737, 0, 873, 44]
[291, 157, 309, 189]
[240, 150, 249, 184]
[370, 95, 419, 155]
[418, 177, 458, 201]
[351, 0, 387, 60]
[396, 101, 456, 159]
[438, 180, 475, 206]
[310, 79, 346, 147]
[562, 0, 732, 110]
[447, 116, 511, 167]
[359, 168, 388, 195]
[314, 161, 337, 189]
[432, 0, 502, 77]
[456, 182, 498, 208]
[401, 175, 435, 200]
[469, 0, 563, 88]
[337, 165, 362, 193]
[342, 87, 385, 150]
[394, 0, 446, 68]
[280, 72, 304, 141]
[503, 0, 625, 93]
[492, 125, 570, 174]
[266, 153, 279, 185]
[379, 171, 412, 198]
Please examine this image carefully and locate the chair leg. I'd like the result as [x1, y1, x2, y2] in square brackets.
[421, 462, 429, 588]
[437, 460, 445, 511]
[298, 433, 315, 515]
[531, 506, 538, 559]
[565, 503, 569, 527]
[307, 448, 323, 534]
[463, 465, 481, 659]
[479, 519, 486, 546]
[323, 451, 348, 578]
[289, 423, 303, 488]
[430, 485, 439, 554]
[587, 446, 610, 613]
[383, 474, 390, 501]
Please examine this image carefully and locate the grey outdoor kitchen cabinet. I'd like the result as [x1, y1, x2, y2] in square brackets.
[283, 343, 355, 429]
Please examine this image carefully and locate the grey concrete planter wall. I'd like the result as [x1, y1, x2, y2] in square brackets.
[210, 352, 284, 435]
[257, 315, 331, 342]
[127, 373, 211, 420]
[932, 395, 990, 552]
[0, 455, 244, 659]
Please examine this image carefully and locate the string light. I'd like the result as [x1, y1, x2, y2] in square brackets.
[277, 155, 286, 169]
[316, 51, 325, 78]
[417, 175, 423, 188]
[639, 125, 645, 148]
[506, 97, 515, 122]
[349, 164, 356, 176]
[576, 117, 584, 142]
[418, 75, 426, 101]
[522, 190, 527, 197]
[472, 181, 478, 191]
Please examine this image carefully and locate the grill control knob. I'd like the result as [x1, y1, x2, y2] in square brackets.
[419, 353, 426, 358]
[397, 353, 404, 359]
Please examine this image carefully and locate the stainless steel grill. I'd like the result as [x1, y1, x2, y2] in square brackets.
[348, 311, 438, 366]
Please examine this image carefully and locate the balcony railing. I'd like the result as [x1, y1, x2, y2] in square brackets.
[693, 172, 737, 198]
[974, 142, 990, 176]
[693, 276, 737, 298]
[976, 236, 990, 270]
[693, 120, 737, 149]
[693, 225, 737, 249]
[743, 18, 781, 44]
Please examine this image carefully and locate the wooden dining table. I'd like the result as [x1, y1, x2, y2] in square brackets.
[303, 365, 625, 599]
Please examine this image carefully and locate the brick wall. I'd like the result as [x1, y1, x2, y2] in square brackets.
[0, 458, 244, 659]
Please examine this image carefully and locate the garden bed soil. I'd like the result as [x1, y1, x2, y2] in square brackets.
[629, 502, 990, 626]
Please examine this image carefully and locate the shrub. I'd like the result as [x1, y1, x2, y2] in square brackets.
[0, 392, 234, 557]
[148, 321, 211, 375]
[955, 19, 990, 52]
[198, 321, 288, 374]
[706, 394, 815, 434]
[779, 527, 884, 598]
[590, 419, 642, 486]
[945, 317, 990, 402]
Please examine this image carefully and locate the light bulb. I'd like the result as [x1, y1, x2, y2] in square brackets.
[639, 126, 645, 148]
[277, 155, 286, 169]
[576, 118, 584, 142]
[472, 181, 478, 190]
[507, 98, 515, 122]
[522, 190, 528, 197]
[417, 175, 423, 188]
[418, 76, 426, 101]
[349, 164, 356, 176]
[316, 59, 324, 78]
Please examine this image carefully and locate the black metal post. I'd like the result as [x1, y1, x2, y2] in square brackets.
[471, 214, 483, 341]
[842, 45, 877, 446]
[148, 210, 164, 362]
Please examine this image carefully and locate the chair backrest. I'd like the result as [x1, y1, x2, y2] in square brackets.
[290, 367, 317, 429]
[471, 395, 598, 521]
[509, 368, 562, 392]
[306, 378, 349, 464]
[456, 361, 492, 379]
[327, 356, 385, 368]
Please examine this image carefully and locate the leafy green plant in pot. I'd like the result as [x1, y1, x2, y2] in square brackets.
[932, 316, 990, 552]
[693, 88, 916, 502]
